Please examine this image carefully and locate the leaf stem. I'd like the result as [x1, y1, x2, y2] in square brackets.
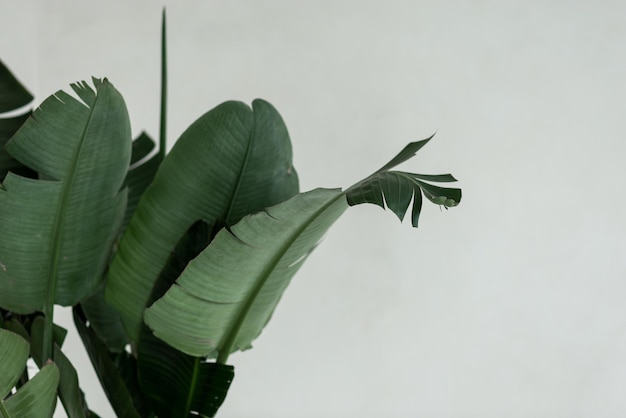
[0, 401, 10, 418]
[158, 7, 168, 161]
[183, 357, 201, 415]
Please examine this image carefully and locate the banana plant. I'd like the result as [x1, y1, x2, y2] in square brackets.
[0, 11, 461, 418]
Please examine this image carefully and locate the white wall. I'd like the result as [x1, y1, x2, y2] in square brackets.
[2, 1, 626, 417]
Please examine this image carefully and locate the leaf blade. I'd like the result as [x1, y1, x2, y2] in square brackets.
[107, 99, 299, 342]
[0, 79, 131, 312]
[144, 188, 347, 357]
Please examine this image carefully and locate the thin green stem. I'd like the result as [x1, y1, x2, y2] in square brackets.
[183, 357, 201, 415]
[158, 7, 168, 161]
[0, 400, 10, 418]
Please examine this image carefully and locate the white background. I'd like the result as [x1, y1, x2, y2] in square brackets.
[2, 1, 626, 417]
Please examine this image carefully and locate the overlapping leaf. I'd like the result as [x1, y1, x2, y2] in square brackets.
[0, 328, 59, 418]
[0, 79, 131, 313]
[145, 188, 348, 357]
[346, 136, 462, 227]
[79, 132, 161, 353]
[137, 221, 233, 417]
[106, 99, 299, 341]
[145, 136, 461, 361]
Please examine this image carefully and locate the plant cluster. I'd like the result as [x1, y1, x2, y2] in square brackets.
[0, 13, 461, 418]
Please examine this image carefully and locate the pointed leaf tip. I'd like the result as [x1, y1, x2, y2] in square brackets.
[377, 133, 435, 172]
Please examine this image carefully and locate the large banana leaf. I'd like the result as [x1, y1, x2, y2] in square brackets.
[106, 99, 299, 341]
[145, 137, 461, 359]
[0, 59, 35, 179]
[0, 78, 131, 314]
[0, 328, 59, 418]
[80, 132, 161, 353]
[145, 188, 349, 358]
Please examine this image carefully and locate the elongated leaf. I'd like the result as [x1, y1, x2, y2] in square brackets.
[138, 326, 233, 418]
[0, 60, 33, 113]
[79, 288, 129, 354]
[73, 307, 144, 418]
[107, 99, 299, 341]
[145, 137, 462, 360]
[137, 220, 233, 417]
[79, 132, 161, 353]
[0, 328, 29, 397]
[54, 345, 93, 418]
[145, 188, 347, 357]
[2, 363, 59, 418]
[122, 132, 161, 232]
[0, 79, 131, 313]
[346, 137, 461, 227]
[0, 60, 35, 180]
[377, 135, 433, 172]
[25, 317, 94, 417]
[0, 329, 59, 418]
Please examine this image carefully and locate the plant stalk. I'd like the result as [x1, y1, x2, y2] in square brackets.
[159, 7, 167, 161]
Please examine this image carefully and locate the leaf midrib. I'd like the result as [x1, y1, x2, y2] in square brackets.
[222, 110, 254, 225]
[43, 93, 100, 359]
[182, 357, 201, 417]
[0, 400, 10, 418]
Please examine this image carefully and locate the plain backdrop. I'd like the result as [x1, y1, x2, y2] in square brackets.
[2, 1, 626, 417]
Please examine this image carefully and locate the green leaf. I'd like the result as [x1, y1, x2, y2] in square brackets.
[377, 135, 433, 172]
[0, 328, 59, 418]
[107, 99, 299, 342]
[0, 60, 35, 180]
[346, 136, 461, 227]
[79, 289, 129, 354]
[2, 363, 59, 418]
[122, 132, 161, 232]
[79, 131, 161, 354]
[0, 328, 29, 397]
[27, 316, 95, 417]
[0, 79, 131, 313]
[54, 345, 93, 418]
[144, 137, 462, 359]
[2, 318, 30, 342]
[138, 327, 233, 418]
[73, 307, 144, 418]
[144, 188, 347, 358]
[0, 60, 33, 113]
[137, 220, 233, 417]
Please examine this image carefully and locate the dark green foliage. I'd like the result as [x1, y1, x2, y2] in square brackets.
[0, 59, 35, 180]
[346, 136, 462, 227]
[0, 12, 461, 417]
